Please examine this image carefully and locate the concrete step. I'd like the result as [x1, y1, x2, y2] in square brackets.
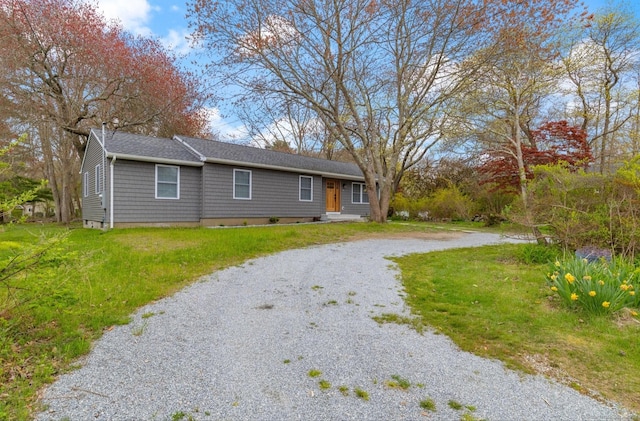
[321, 213, 365, 222]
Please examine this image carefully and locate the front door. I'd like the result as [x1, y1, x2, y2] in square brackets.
[325, 179, 341, 212]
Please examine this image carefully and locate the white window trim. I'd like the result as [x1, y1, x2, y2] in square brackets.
[233, 169, 252, 200]
[155, 164, 180, 200]
[83, 172, 89, 198]
[299, 175, 313, 202]
[95, 164, 102, 194]
[352, 182, 369, 204]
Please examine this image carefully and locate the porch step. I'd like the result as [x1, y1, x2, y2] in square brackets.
[321, 213, 366, 222]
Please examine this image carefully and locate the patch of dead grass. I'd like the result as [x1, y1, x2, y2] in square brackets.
[347, 230, 464, 242]
[614, 308, 640, 329]
[114, 234, 199, 253]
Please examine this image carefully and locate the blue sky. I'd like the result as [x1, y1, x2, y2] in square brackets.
[94, 0, 640, 139]
[96, 0, 192, 54]
[96, 0, 242, 137]
[94, 0, 640, 56]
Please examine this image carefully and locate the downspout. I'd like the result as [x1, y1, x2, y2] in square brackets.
[110, 156, 116, 229]
[201, 164, 205, 225]
[101, 123, 107, 229]
[102, 124, 106, 199]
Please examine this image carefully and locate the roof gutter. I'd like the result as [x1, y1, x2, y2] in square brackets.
[106, 153, 204, 167]
[203, 157, 365, 181]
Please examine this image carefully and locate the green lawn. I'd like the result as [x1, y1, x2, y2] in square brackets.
[0, 221, 442, 419]
[392, 244, 640, 415]
[3, 222, 638, 419]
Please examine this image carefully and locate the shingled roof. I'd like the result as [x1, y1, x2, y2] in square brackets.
[175, 135, 364, 179]
[92, 129, 202, 165]
[89, 129, 364, 179]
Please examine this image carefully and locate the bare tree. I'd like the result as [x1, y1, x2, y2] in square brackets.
[560, 7, 640, 173]
[188, 0, 501, 222]
[235, 93, 330, 156]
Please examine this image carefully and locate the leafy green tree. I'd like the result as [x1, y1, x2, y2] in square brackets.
[526, 158, 640, 259]
[425, 186, 474, 221]
[1, 137, 67, 306]
[0, 138, 45, 222]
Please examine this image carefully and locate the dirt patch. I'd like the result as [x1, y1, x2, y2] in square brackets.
[522, 354, 607, 404]
[347, 230, 465, 242]
[614, 308, 640, 329]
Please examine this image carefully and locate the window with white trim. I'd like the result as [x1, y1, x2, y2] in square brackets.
[233, 169, 252, 200]
[95, 164, 102, 194]
[352, 182, 369, 204]
[299, 176, 313, 201]
[156, 164, 180, 199]
[83, 172, 89, 197]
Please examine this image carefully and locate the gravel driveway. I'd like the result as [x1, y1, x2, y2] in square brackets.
[37, 232, 631, 420]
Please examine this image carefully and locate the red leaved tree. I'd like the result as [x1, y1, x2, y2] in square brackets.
[0, 0, 209, 222]
[478, 121, 593, 193]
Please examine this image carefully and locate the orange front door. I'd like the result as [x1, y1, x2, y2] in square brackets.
[326, 179, 340, 212]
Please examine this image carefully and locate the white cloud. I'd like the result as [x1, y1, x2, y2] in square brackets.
[96, 1, 197, 55]
[160, 29, 194, 56]
[206, 108, 249, 142]
[237, 15, 298, 57]
[96, 0, 153, 36]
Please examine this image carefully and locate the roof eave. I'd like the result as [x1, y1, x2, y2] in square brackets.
[80, 129, 104, 173]
[203, 157, 364, 180]
[106, 153, 204, 167]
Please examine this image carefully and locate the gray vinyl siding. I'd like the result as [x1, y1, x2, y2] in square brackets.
[344, 182, 372, 215]
[341, 198, 371, 216]
[81, 133, 107, 223]
[202, 163, 323, 218]
[113, 160, 201, 223]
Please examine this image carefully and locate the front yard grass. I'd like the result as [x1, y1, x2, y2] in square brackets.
[393, 244, 640, 414]
[0, 221, 443, 419]
[3, 222, 638, 418]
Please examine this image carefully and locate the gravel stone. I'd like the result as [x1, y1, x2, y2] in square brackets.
[36, 232, 632, 420]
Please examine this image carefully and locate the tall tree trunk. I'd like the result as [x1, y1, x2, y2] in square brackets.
[600, 90, 611, 174]
[38, 126, 63, 223]
[37, 126, 77, 224]
[364, 170, 385, 223]
[60, 166, 71, 224]
[633, 97, 640, 156]
[513, 111, 545, 244]
[59, 131, 80, 224]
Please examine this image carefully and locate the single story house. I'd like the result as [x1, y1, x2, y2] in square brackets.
[80, 128, 371, 228]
